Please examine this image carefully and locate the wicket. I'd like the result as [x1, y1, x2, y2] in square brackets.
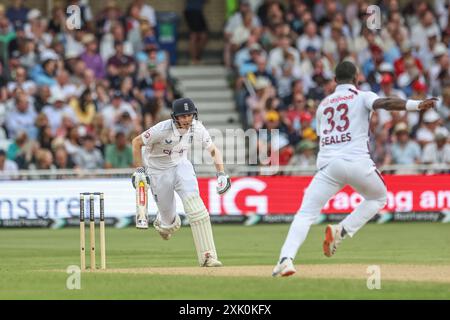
[80, 192, 106, 270]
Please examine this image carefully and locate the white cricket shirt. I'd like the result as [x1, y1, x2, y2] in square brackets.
[140, 119, 213, 170]
[316, 84, 379, 169]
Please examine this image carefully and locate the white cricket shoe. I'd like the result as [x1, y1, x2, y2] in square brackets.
[323, 224, 345, 257]
[272, 257, 296, 277]
[202, 252, 223, 267]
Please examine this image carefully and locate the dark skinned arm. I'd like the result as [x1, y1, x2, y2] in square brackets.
[372, 97, 438, 112]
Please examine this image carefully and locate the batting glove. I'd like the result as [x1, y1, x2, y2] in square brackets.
[216, 172, 231, 195]
[131, 167, 150, 189]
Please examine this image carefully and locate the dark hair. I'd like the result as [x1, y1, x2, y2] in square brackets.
[335, 61, 357, 83]
[79, 89, 91, 113]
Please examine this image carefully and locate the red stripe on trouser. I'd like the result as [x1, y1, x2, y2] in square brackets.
[374, 169, 386, 186]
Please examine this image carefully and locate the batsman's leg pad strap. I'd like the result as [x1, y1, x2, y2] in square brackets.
[183, 196, 218, 265]
[153, 213, 181, 234]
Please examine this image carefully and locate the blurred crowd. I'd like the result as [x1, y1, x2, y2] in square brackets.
[1, 0, 450, 180]
[0, 0, 180, 179]
[226, 0, 450, 171]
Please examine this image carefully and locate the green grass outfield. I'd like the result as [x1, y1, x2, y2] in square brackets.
[0, 223, 449, 299]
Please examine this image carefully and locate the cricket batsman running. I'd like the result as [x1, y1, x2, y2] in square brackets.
[272, 61, 437, 277]
[131, 97, 231, 267]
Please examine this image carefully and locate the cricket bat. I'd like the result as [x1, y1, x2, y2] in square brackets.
[135, 172, 149, 229]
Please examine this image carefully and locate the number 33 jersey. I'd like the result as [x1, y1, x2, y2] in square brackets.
[315, 84, 379, 170]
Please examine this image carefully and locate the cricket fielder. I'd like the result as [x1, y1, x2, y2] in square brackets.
[131, 98, 231, 267]
[272, 61, 437, 277]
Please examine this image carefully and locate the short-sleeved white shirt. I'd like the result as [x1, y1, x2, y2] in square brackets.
[140, 119, 213, 171]
[316, 84, 379, 169]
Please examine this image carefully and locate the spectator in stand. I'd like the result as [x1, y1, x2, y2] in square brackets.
[96, 0, 124, 37]
[246, 76, 275, 129]
[6, 0, 29, 31]
[24, 9, 52, 53]
[421, 127, 450, 167]
[286, 0, 308, 37]
[76, 68, 96, 98]
[53, 145, 77, 169]
[410, 9, 441, 53]
[417, 27, 440, 70]
[50, 69, 78, 101]
[306, 68, 334, 102]
[101, 90, 137, 130]
[73, 134, 104, 169]
[65, 28, 86, 61]
[390, 122, 421, 165]
[18, 38, 37, 73]
[104, 131, 133, 168]
[28, 148, 55, 171]
[416, 109, 444, 148]
[42, 91, 78, 135]
[33, 86, 51, 113]
[5, 90, 37, 139]
[0, 149, 18, 180]
[282, 78, 304, 106]
[31, 50, 59, 86]
[6, 130, 27, 160]
[258, 1, 285, 28]
[101, 22, 133, 62]
[6, 66, 36, 96]
[55, 114, 76, 139]
[126, 6, 147, 55]
[184, 0, 209, 65]
[363, 44, 387, 87]
[283, 92, 307, 140]
[136, 36, 169, 79]
[230, 11, 262, 51]
[133, 0, 157, 28]
[70, 88, 96, 126]
[299, 46, 327, 85]
[37, 124, 53, 150]
[394, 40, 424, 95]
[47, 3, 67, 35]
[224, 0, 261, 67]
[429, 43, 450, 97]
[106, 41, 136, 89]
[268, 34, 301, 79]
[296, 21, 322, 59]
[0, 15, 16, 70]
[234, 36, 262, 71]
[80, 33, 105, 80]
[64, 125, 82, 157]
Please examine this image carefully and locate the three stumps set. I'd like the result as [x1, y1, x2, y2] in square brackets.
[79, 192, 106, 271]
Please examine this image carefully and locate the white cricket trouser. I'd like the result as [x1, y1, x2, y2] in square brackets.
[280, 158, 387, 260]
[147, 159, 199, 225]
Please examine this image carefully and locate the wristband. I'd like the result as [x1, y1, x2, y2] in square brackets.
[406, 99, 421, 111]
